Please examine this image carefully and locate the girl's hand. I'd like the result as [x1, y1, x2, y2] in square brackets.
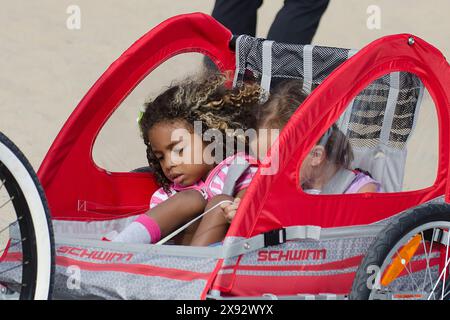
[220, 198, 241, 223]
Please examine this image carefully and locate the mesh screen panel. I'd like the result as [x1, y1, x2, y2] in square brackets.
[234, 35, 424, 151]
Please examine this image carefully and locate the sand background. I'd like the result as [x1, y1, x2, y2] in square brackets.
[0, 1, 448, 190]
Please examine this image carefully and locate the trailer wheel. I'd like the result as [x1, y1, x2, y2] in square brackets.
[350, 203, 450, 300]
[0, 132, 54, 300]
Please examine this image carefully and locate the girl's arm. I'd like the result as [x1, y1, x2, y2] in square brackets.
[190, 189, 247, 246]
[356, 183, 378, 193]
[221, 189, 246, 222]
[148, 189, 207, 237]
[222, 198, 241, 223]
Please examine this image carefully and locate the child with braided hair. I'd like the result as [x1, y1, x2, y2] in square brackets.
[112, 72, 260, 245]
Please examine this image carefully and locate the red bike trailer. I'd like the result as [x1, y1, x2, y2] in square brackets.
[29, 13, 450, 299]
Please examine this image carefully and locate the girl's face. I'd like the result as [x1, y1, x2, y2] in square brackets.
[148, 120, 214, 187]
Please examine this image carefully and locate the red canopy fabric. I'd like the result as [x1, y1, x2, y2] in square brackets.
[37, 13, 450, 299]
[38, 12, 450, 234]
[38, 13, 235, 221]
[39, 13, 450, 231]
[228, 33, 450, 238]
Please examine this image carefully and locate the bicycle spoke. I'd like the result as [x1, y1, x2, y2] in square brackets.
[0, 239, 22, 255]
[0, 132, 54, 300]
[0, 262, 24, 276]
[421, 230, 435, 292]
[421, 228, 436, 291]
[0, 196, 14, 209]
[0, 219, 18, 236]
[407, 245, 418, 292]
[384, 248, 420, 292]
[403, 259, 420, 291]
[427, 229, 438, 290]
[428, 256, 450, 300]
[364, 212, 450, 301]
[441, 230, 449, 299]
[443, 284, 450, 299]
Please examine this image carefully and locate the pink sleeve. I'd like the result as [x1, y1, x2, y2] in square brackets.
[234, 165, 258, 193]
[206, 154, 258, 197]
[207, 166, 227, 197]
[149, 187, 171, 209]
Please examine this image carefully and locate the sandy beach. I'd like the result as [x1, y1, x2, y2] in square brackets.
[0, 0, 448, 188]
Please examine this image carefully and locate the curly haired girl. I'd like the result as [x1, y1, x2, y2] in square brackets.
[112, 72, 261, 245]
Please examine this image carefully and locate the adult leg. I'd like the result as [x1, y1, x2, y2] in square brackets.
[267, 0, 330, 44]
[211, 0, 263, 36]
[205, 0, 263, 70]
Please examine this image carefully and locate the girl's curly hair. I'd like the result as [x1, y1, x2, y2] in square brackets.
[139, 72, 262, 193]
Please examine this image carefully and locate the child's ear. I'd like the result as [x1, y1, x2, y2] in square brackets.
[310, 145, 326, 166]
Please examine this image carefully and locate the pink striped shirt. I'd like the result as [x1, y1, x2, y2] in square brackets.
[149, 153, 258, 209]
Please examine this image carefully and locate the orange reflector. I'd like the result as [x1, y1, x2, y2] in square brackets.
[381, 234, 422, 287]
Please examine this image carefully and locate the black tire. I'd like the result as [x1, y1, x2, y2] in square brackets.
[0, 132, 54, 300]
[350, 202, 450, 300]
